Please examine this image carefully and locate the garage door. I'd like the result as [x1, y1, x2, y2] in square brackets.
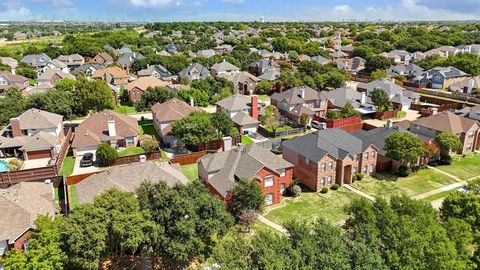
[74, 146, 98, 156]
[27, 150, 51, 160]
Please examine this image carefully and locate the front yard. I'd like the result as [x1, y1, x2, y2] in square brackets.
[351, 169, 457, 201]
[265, 186, 361, 226]
[435, 154, 480, 180]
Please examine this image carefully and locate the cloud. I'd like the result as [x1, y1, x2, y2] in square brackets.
[129, 0, 180, 7]
[221, 0, 244, 4]
[28, 0, 73, 7]
[0, 6, 34, 21]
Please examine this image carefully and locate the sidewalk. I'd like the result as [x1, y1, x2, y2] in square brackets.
[258, 215, 287, 234]
[343, 184, 376, 201]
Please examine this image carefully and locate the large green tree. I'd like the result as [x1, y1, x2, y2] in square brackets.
[230, 179, 265, 216]
[134, 87, 174, 112]
[434, 132, 462, 154]
[384, 131, 423, 166]
[73, 79, 115, 115]
[370, 88, 393, 112]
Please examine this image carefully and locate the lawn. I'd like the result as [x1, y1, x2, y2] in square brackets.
[265, 186, 361, 226]
[118, 147, 146, 157]
[435, 154, 480, 180]
[60, 156, 75, 176]
[241, 135, 254, 145]
[181, 163, 198, 181]
[263, 125, 294, 133]
[351, 169, 457, 201]
[114, 105, 137, 115]
[139, 120, 160, 139]
[420, 189, 457, 203]
[68, 185, 79, 210]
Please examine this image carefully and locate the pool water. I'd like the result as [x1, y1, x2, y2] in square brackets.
[0, 161, 9, 172]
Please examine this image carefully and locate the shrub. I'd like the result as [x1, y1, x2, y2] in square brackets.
[288, 185, 302, 197]
[354, 173, 364, 181]
[96, 143, 118, 163]
[440, 154, 453, 165]
[320, 187, 329, 194]
[7, 158, 23, 171]
[330, 183, 340, 190]
[397, 165, 412, 177]
[141, 139, 159, 153]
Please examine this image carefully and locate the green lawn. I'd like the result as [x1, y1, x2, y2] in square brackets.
[118, 147, 146, 157]
[60, 156, 75, 176]
[351, 169, 457, 201]
[420, 189, 457, 203]
[139, 120, 160, 139]
[68, 185, 79, 210]
[114, 105, 137, 115]
[241, 135, 254, 145]
[263, 125, 294, 133]
[265, 186, 361, 226]
[181, 163, 198, 181]
[392, 111, 407, 120]
[436, 154, 480, 180]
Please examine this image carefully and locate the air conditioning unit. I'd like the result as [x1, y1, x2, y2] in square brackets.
[139, 155, 147, 162]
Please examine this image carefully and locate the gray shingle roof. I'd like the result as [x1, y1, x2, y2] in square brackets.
[271, 86, 328, 106]
[17, 108, 63, 130]
[231, 111, 259, 126]
[178, 63, 210, 80]
[357, 78, 406, 97]
[216, 93, 251, 111]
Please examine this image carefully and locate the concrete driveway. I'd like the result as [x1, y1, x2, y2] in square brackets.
[72, 155, 101, 176]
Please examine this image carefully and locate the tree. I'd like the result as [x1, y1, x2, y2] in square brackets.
[55, 78, 76, 92]
[256, 80, 273, 95]
[16, 64, 37, 79]
[96, 143, 118, 165]
[238, 209, 259, 233]
[136, 181, 234, 263]
[371, 88, 393, 112]
[26, 90, 75, 119]
[299, 113, 309, 126]
[260, 105, 280, 133]
[177, 88, 209, 107]
[213, 236, 251, 270]
[0, 89, 25, 125]
[211, 110, 236, 138]
[421, 140, 439, 162]
[172, 111, 217, 147]
[340, 102, 360, 118]
[434, 132, 462, 154]
[141, 139, 159, 153]
[134, 87, 174, 112]
[365, 55, 391, 72]
[231, 179, 265, 216]
[384, 131, 423, 167]
[73, 79, 115, 115]
[370, 69, 388, 80]
[2, 216, 66, 270]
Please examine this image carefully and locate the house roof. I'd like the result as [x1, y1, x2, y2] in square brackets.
[0, 71, 28, 84]
[74, 64, 104, 73]
[20, 131, 57, 151]
[0, 57, 18, 69]
[337, 57, 365, 71]
[258, 69, 280, 81]
[357, 78, 406, 96]
[117, 52, 144, 66]
[138, 64, 172, 77]
[216, 93, 255, 112]
[271, 86, 328, 105]
[56, 54, 84, 64]
[322, 87, 373, 108]
[178, 63, 210, 80]
[48, 59, 67, 69]
[151, 98, 199, 122]
[17, 108, 63, 130]
[411, 111, 479, 134]
[20, 53, 51, 67]
[127, 77, 168, 92]
[198, 144, 293, 196]
[353, 126, 416, 155]
[92, 67, 128, 79]
[0, 182, 54, 244]
[283, 128, 374, 162]
[424, 66, 468, 78]
[76, 162, 189, 203]
[38, 68, 75, 82]
[220, 71, 260, 86]
[211, 60, 240, 72]
[72, 110, 139, 148]
[231, 111, 259, 126]
[449, 76, 480, 91]
[94, 52, 113, 62]
[311, 55, 330, 64]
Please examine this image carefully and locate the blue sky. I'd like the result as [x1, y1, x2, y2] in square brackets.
[1, 0, 480, 22]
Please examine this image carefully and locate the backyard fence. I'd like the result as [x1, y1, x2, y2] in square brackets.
[258, 126, 307, 138]
[66, 171, 100, 186]
[100, 151, 161, 167]
[169, 151, 209, 165]
[0, 166, 61, 188]
[373, 110, 398, 120]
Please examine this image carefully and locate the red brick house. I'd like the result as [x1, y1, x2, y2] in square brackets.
[92, 52, 114, 65]
[126, 77, 168, 101]
[198, 144, 293, 206]
[282, 128, 378, 191]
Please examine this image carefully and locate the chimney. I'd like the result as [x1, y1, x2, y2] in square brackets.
[431, 108, 438, 115]
[386, 119, 393, 129]
[360, 92, 366, 104]
[300, 88, 305, 99]
[250, 96, 259, 120]
[189, 96, 194, 107]
[467, 78, 475, 94]
[107, 120, 116, 137]
[10, 118, 22, 138]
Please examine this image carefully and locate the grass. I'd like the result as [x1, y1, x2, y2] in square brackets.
[68, 185, 79, 210]
[264, 125, 294, 133]
[420, 189, 458, 203]
[351, 169, 457, 201]
[257, 95, 270, 101]
[279, 129, 313, 140]
[265, 186, 361, 225]
[139, 120, 160, 139]
[60, 156, 75, 176]
[118, 147, 146, 157]
[392, 111, 407, 120]
[114, 105, 137, 115]
[241, 135, 254, 145]
[435, 154, 480, 180]
[181, 163, 198, 181]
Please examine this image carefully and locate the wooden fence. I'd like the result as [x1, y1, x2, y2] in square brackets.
[52, 128, 73, 167]
[169, 151, 209, 165]
[66, 171, 100, 186]
[100, 151, 161, 167]
[404, 86, 480, 105]
[373, 110, 398, 120]
[193, 136, 241, 152]
[0, 166, 60, 187]
[351, 74, 372, 83]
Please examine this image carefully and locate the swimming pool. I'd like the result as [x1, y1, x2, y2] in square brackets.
[0, 160, 9, 172]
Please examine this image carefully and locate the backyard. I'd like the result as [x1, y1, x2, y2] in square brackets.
[60, 156, 75, 176]
[181, 163, 198, 181]
[68, 185, 79, 210]
[114, 105, 137, 115]
[241, 135, 254, 145]
[139, 120, 159, 139]
[435, 154, 480, 180]
[265, 186, 361, 226]
[118, 147, 146, 157]
[351, 169, 458, 201]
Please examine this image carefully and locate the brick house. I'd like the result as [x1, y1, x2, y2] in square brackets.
[282, 128, 378, 191]
[409, 111, 480, 153]
[216, 94, 260, 134]
[92, 67, 129, 87]
[92, 52, 114, 65]
[198, 144, 294, 206]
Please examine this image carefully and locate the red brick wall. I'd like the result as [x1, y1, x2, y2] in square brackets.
[255, 167, 293, 205]
[129, 87, 143, 101]
[11, 229, 33, 250]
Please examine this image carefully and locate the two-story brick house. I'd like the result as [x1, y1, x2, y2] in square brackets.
[282, 128, 378, 191]
[198, 144, 294, 206]
[409, 111, 480, 153]
[271, 86, 329, 124]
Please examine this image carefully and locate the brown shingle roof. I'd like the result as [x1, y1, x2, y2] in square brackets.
[151, 98, 199, 122]
[72, 110, 139, 148]
[92, 67, 128, 79]
[412, 111, 479, 134]
[127, 77, 168, 92]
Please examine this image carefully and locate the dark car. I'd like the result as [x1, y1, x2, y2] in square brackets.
[80, 153, 94, 167]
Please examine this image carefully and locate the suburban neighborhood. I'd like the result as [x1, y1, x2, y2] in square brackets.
[0, 6, 480, 270]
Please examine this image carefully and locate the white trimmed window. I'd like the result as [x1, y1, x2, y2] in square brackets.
[371, 151, 376, 159]
[320, 163, 326, 172]
[328, 162, 333, 171]
[363, 166, 368, 173]
[364, 152, 369, 160]
[265, 193, 274, 205]
[279, 169, 286, 177]
[327, 175, 332, 185]
[370, 164, 375, 173]
[264, 176, 274, 187]
[321, 177, 326, 186]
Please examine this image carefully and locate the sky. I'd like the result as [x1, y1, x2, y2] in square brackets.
[1, 0, 480, 22]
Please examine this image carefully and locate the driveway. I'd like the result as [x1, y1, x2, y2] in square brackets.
[72, 155, 101, 175]
[23, 158, 51, 169]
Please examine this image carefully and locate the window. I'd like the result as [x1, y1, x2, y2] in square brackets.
[467, 143, 472, 150]
[370, 164, 375, 173]
[305, 157, 310, 165]
[320, 163, 326, 172]
[415, 125, 420, 130]
[364, 152, 369, 160]
[264, 176, 274, 187]
[363, 166, 368, 173]
[265, 193, 274, 205]
[279, 169, 286, 177]
[321, 177, 325, 186]
[126, 137, 135, 145]
[469, 131, 475, 138]
[371, 151, 376, 159]
[327, 176, 332, 185]
[280, 184, 286, 195]
[328, 162, 333, 171]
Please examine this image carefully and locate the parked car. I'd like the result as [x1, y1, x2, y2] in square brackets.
[80, 153, 94, 167]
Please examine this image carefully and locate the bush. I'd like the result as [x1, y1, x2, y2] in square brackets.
[320, 187, 329, 194]
[96, 143, 118, 163]
[288, 184, 302, 197]
[354, 173, 364, 181]
[141, 139, 159, 153]
[440, 154, 453, 165]
[397, 165, 412, 177]
[330, 183, 340, 190]
[7, 158, 23, 171]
